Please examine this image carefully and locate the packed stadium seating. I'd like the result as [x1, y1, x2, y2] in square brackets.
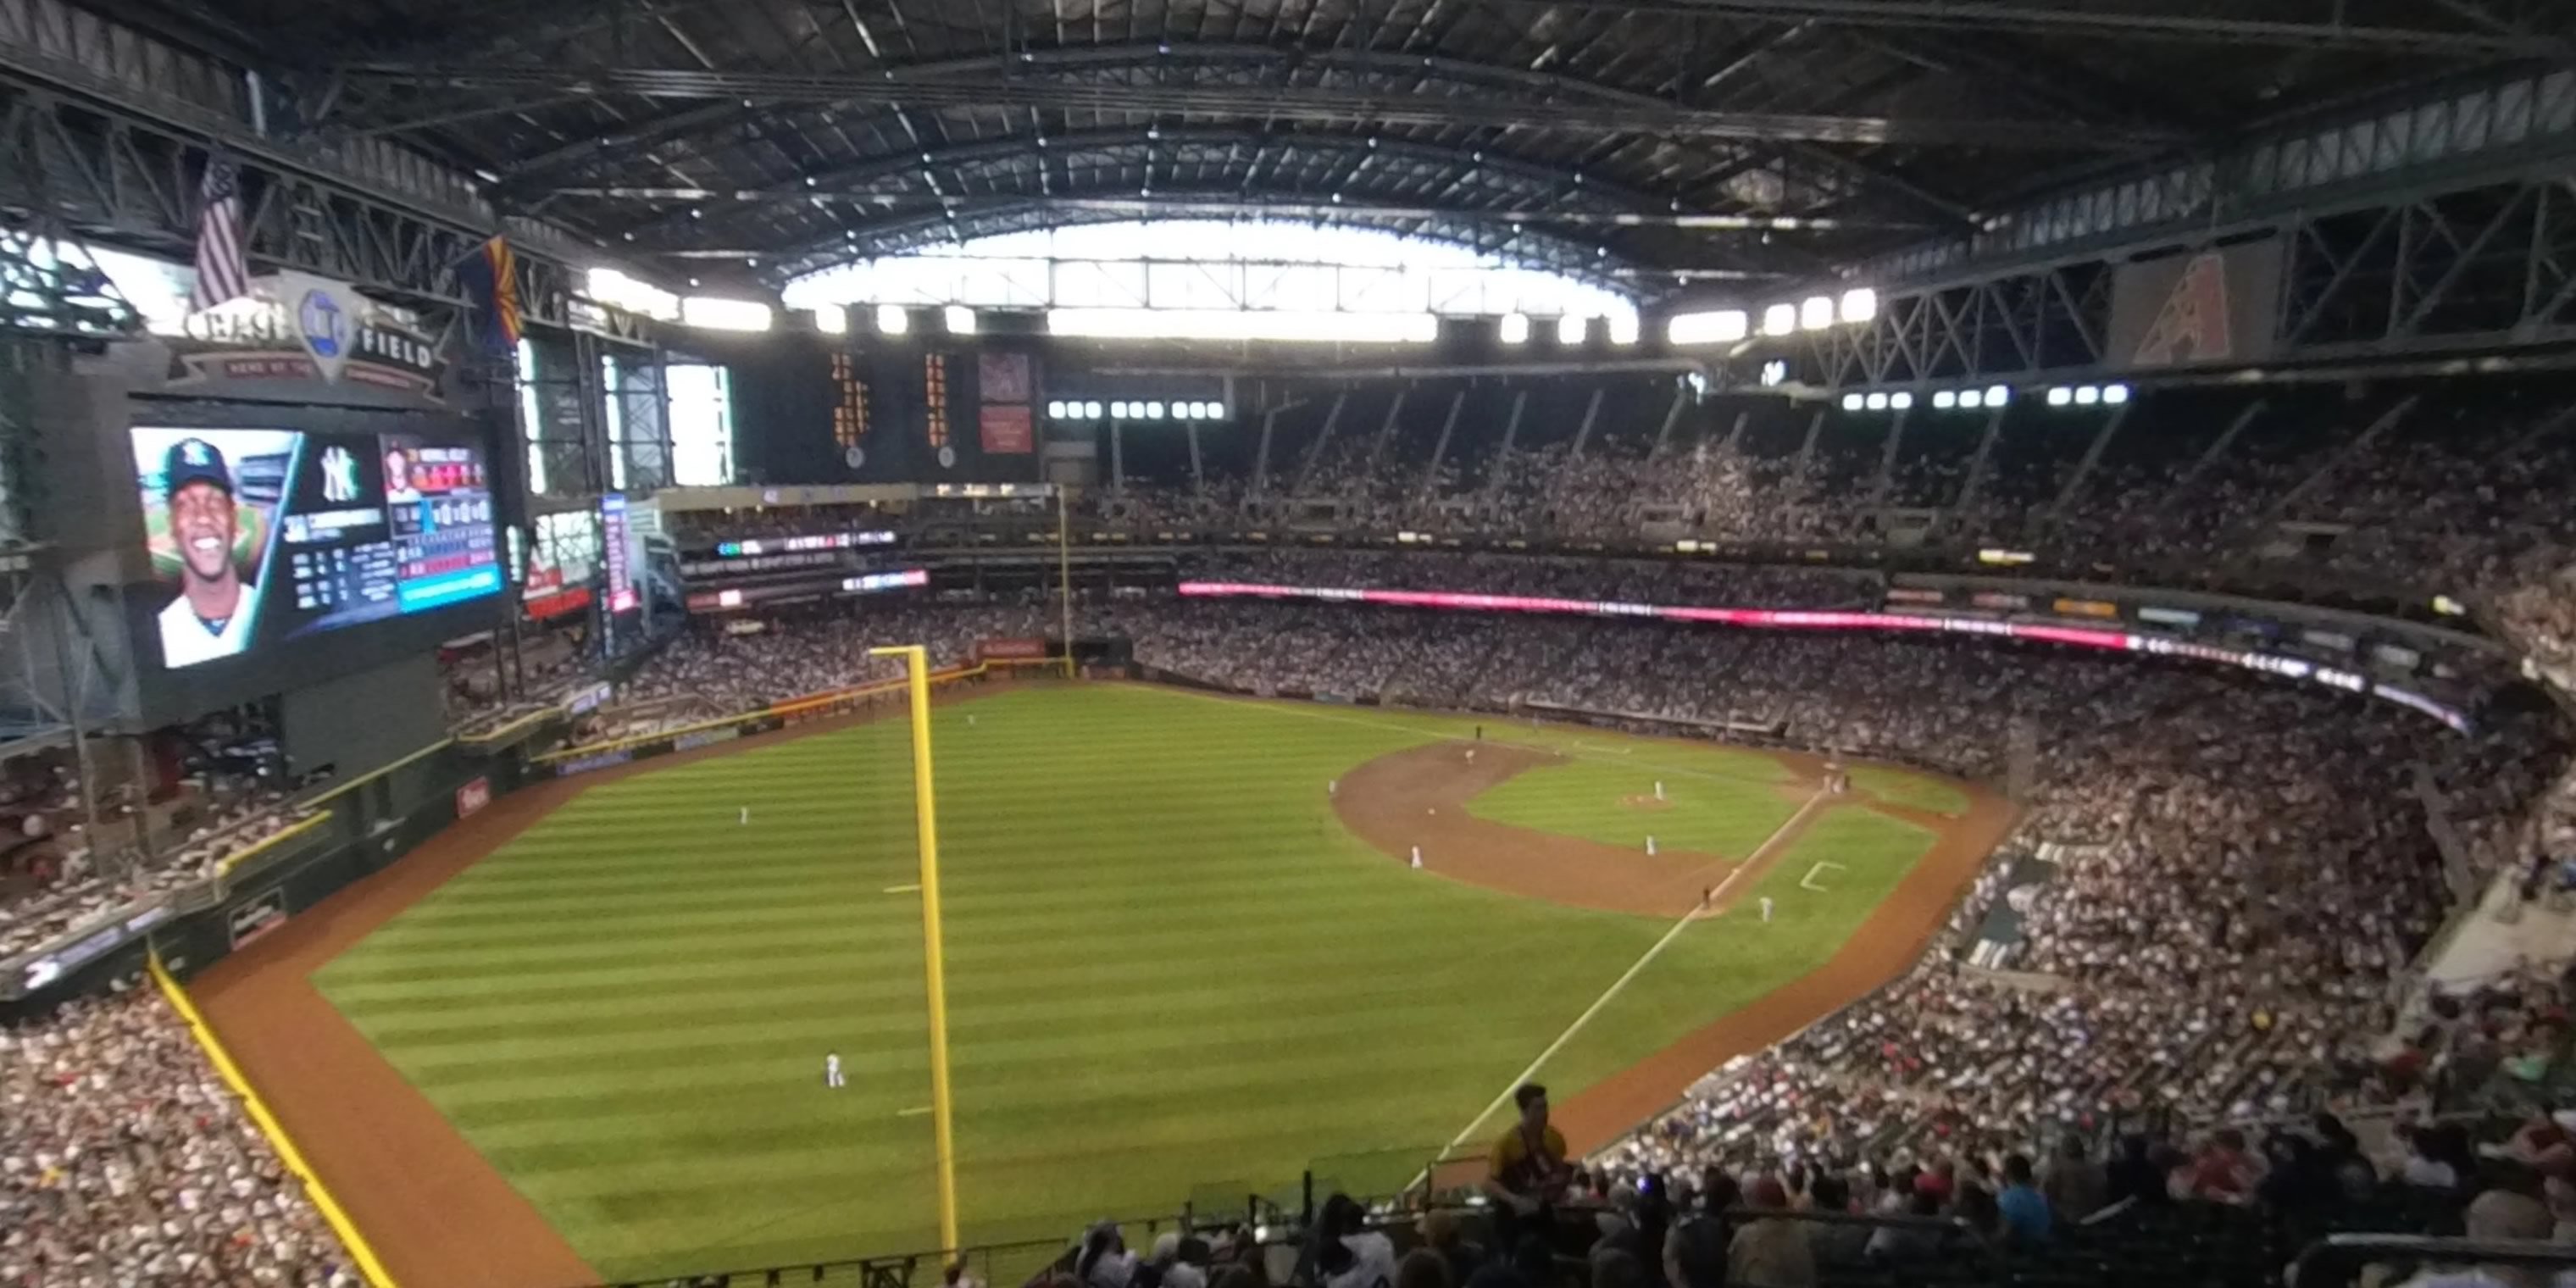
[24, 369, 2576, 1286]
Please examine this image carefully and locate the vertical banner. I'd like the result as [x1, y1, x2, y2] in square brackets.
[975, 350, 1038, 462]
[977, 351, 1033, 403]
[601, 493, 636, 613]
[978, 404, 1035, 454]
[2107, 237, 2284, 369]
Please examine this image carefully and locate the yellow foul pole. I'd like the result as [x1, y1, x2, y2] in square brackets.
[1054, 486, 1075, 679]
[870, 644, 960, 1253]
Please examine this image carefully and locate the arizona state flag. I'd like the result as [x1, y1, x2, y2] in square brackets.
[460, 235, 523, 355]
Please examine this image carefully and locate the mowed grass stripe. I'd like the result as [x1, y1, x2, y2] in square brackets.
[317, 684, 1961, 1280]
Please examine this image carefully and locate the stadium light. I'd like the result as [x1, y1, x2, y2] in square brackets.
[875, 303, 910, 335]
[2102, 383, 2132, 404]
[1761, 303, 1797, 337]
[1046, 399, 1068, 419]
[1606, 314, 1640, 345]
[1839, 288, 1878, 325]
[1667, 309, 1749, 345]
[812, 305, 848, 335]
[1759, 359, 1788, 388]
[1985, 385, 2011, 407]
[1840, 392, 1864, 411]
[1799, 296, 1835, 331]
[1933, 391, 1957, 410]
[1890, 391, 1914, 410]
[1864, 391, 1890, 411]
[942, 304, 977, 334]
[1111, 400, 1131, 419]
[1957, 390, 1984, 409]
[2046, 386, 2072, 407]
[2074, 386, 2101, 406]
[1557, 314, 1588, 345]
[1083, 401, 1103, 419]
[1145, 401, 1165, 419]
[1498, 312, 1530, 345]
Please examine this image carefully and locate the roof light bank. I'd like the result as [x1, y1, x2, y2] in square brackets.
[1049, 399, 1229, 421]
[1840, 384, 2013, 414]
[1047, 308, 1439, 344]
[2046, 383, 2132, 407]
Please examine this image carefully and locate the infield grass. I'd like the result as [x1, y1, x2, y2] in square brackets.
[314, 684, 1957, 1280]
[1463, 758, 1799, 858]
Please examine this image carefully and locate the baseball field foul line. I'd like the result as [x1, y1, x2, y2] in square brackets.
[1428, 788, 1835, 1169]
[150, 957, 399, 1288]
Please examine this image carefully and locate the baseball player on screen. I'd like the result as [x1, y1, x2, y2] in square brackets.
[155, 438, 259, 668]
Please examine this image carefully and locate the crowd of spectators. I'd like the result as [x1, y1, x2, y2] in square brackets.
[0, 986, 360, 1285]
[1075, 591, 2570, 1192]
[0, 752, 314, 963]
[584, 602, 1054, 739]
[1044, 377, 2576, 708]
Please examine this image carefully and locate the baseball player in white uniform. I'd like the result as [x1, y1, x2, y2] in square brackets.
[824, 1052, 846, 1088]
[153, 437, 260, 668]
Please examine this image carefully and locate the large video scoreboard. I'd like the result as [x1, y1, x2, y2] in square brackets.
[131, 425, 503, 670]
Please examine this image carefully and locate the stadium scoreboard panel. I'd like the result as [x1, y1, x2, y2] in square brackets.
[131, 425, 503, 672]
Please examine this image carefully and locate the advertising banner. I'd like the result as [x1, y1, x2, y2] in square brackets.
[2107, 237, 2284, 369]
[979, 404, 1035, 454]
[976, 637, 1050, 661]
[455, 776, 491, 819]
[2051, 597, 2119, 619]
[601, 494, 636, 614]
[169, 273, 447, 400]
[226, 888, 289, 949]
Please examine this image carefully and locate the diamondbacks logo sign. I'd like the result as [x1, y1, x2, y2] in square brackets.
[2108, 237, 2285, 370]
[2133, 253, 2232, 365]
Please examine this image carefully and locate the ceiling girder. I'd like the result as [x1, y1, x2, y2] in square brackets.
[1523, 0, 2567, 55]
[335, 58, 2183, 151]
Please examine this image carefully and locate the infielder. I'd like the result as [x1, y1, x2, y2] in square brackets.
[740, 807, 750, 825]
[824, 1052, 846, 1088]
[1759, 897, 1774, 923]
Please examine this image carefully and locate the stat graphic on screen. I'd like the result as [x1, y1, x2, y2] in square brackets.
[132, 426, 504, 670]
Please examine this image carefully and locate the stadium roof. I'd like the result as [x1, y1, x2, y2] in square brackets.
[92, 0, 2576, 298]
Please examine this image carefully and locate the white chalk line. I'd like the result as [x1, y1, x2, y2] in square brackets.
[1801, 861, 1845, 892]
[884, 883, 922, 894]
[1424, 787, 1837, 1174]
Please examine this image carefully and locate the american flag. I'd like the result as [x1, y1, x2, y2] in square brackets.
[189, 157, 250, 311]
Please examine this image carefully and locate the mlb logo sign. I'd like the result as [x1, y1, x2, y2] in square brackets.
[456, 777, 492, 819]
[298, 289, 350, 359]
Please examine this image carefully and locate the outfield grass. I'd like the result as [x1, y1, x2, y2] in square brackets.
[1846, 764, 1973, 816]
[1463, 758, 1797, 857]
[316, 685, 1951, 1280]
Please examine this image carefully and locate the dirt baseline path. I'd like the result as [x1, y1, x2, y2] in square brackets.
[188, 683, 1015, 1288]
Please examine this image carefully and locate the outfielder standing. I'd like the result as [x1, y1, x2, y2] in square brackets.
[824, 1051, 846, 1089]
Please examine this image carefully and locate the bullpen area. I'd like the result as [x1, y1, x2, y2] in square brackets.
[191, 682, 2015, 1286]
